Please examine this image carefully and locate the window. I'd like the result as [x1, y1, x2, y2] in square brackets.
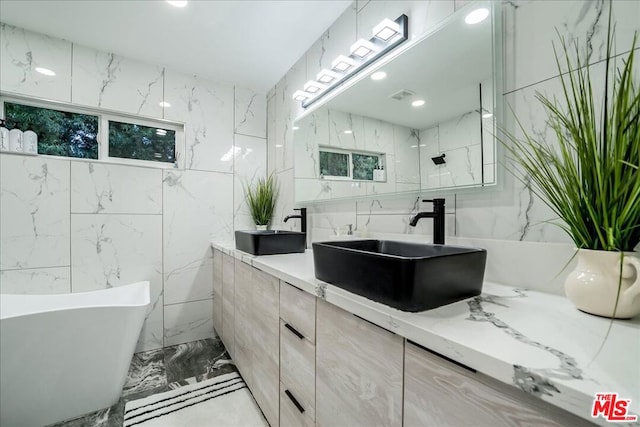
[319, 147, 383, 181]
[1, 97, 182, 167]
[320, 150, 350, 178]
[4, 102, 99, 159]
[108, 121, 176, 163]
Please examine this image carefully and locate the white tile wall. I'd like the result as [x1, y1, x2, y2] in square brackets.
[234, 87, 267, 138]
[0, 23, 72, 102]
[70, 213, 163, 351]
[0, 267, 71, 294]
[71, 162, 162, 214]
[233, 134, 267, 231]
[162, 169, 233, 306]
[164, 70, 234, 173]
[0, 154, 70, 270]
[164, 299, 216, 347]
[71, 44, 164, 117]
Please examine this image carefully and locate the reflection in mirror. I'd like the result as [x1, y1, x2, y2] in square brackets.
[294, 2, 498, 204]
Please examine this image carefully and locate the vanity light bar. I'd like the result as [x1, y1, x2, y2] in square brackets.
[293, 14, 408, 107]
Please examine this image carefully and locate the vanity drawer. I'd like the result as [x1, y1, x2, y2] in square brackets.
[280, 281, 316, 343]
[280, 382, 314, 427]
[280, 320, 315, 420]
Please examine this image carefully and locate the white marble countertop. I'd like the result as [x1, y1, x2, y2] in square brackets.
[211, 241, 640, 426]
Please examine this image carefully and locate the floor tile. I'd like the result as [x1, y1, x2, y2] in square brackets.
[164, 337, 235, 384]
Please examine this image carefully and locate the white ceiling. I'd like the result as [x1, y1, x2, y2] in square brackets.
[0, 0, 352, 92]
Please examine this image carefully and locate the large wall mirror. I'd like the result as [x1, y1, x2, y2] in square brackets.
[293, 2, 501, 204]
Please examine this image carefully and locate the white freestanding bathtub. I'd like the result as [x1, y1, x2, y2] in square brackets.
[0, 281, 150, 427]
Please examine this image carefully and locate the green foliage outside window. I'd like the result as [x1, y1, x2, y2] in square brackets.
[4, 102, 98, 158]
[320, 151, 349, 177]
[108, 121, 175, 163]
[352, 153, 379, 180]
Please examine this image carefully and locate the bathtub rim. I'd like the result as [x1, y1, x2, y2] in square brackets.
[0, 281, 150, 320]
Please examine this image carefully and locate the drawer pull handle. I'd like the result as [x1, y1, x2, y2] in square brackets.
[285, 323, 305, 340]
[285, 389, 305, 414]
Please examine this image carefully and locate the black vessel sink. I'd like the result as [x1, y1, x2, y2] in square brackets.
[235, 230, 306, 255]
[312, 240, 486, 312]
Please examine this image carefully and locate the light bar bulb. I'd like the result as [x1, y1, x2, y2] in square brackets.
[372, 18, 400, 41]
[303, 80, 325, 94]
[331, 55, 357, 72]
[292, 90, 313, 101]
[316, 69, 340, 84]
[350, 38, 378, 58]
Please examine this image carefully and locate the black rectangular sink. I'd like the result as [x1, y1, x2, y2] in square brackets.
[312, 240, 486, 312]
[235, 230, 306, 255]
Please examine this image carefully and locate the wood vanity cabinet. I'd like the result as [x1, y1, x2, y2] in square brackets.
[403, 341, 593, 427]
[279, 282, 316, 427]
[216, 252, 593, 427]
[212, 248, 223, 339]
[316, 299, 404, 427]
[233, 260, 280, 427]
[221, 252, 235, 358]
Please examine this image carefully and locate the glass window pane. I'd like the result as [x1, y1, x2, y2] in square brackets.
[319, 151, 349, 177]
[352, 153, 379, 180]
[4, 102, 99, 159]
[108, 121, 175, 163]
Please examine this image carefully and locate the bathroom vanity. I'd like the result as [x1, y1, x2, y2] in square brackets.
[211, 242, 639, 427]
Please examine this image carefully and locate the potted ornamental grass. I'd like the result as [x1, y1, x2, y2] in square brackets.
[245, 173, 279, 230]
[501, 11, 640, 318]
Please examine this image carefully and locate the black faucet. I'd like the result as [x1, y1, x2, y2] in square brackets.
[409, 199, 445, 244]
[284, 208, 307, 233]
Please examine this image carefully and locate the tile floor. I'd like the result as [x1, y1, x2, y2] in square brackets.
[48, 338, 238, 427]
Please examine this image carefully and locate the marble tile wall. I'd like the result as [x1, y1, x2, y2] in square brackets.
[268, 0, 640, 292]
[0, 22, 267, 351]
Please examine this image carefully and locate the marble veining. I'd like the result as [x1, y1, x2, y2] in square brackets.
[0, 154, 70, 270]
[467, 292, 583, 388]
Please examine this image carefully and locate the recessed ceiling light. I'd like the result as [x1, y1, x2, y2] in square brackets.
[412, 99, 425, 107]
[465, 8, 489, 25]
[35, 67, 55, 76]
[343, 130, 353, 134]
[482, 112, 493, 118]
[292, 126, 300, 130]
[166, 0, 188, 7]
[159, 101, 171, 108]
[275, 144, 283, 148]
[371, 71, 387, 81]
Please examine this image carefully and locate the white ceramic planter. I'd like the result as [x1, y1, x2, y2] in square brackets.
[256, 224, 268, 231]
[565, 249, 640, 319]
